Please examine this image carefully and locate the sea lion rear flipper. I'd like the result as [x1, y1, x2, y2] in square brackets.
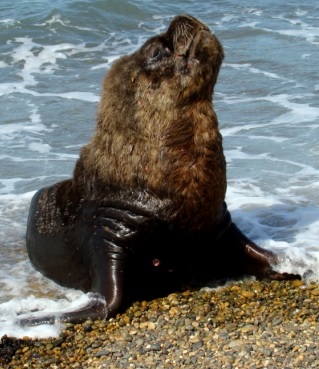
[228, 223, 301, 280]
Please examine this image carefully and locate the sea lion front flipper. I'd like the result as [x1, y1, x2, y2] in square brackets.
[88, 239, 127, 319]
[20, 205, 152, 326]
[83, 205, 153, 318]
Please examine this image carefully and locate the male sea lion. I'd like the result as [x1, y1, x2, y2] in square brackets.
[25, 15, 298, 325]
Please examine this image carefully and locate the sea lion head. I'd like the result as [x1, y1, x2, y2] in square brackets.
[133, 14, 224, 100]
[96, 14, 224, 124]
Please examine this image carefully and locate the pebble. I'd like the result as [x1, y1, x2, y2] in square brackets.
[1, 279, 319, 368]
[241, 290, 256, 298]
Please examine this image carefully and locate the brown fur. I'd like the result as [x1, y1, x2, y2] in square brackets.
[73, 15, 226, 231]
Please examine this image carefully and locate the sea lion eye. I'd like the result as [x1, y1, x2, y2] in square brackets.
[147, 44, 163, 63]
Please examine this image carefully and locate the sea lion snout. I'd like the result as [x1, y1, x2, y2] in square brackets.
[166, 14, 211, 56]
[157, 14, 224, 84]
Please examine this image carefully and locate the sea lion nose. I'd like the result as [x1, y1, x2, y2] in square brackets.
[170, 14, 209, 31]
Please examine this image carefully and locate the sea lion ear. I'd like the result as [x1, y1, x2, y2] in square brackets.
[217, 43, 225, 65]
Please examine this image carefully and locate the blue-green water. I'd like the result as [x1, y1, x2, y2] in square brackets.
[0, 0, 319, 337]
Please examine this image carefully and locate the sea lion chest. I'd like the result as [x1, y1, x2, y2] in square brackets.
[80, 99, 227, 232]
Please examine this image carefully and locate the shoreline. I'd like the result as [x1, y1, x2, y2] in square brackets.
[1, 279, 319, 368]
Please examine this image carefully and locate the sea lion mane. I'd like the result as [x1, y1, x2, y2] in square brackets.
[74, 14, 226, 231]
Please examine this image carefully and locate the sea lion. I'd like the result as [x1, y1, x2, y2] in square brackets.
[24, 14, 298, 325]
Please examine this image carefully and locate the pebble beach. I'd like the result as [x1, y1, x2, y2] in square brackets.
[1, 279, 319, 369]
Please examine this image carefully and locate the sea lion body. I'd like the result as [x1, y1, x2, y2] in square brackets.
[25, 15, 296, 325]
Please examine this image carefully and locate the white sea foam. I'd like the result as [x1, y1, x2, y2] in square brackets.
[0, 179, 26, 193]
[0, 288, 91, 339]
[225, 63, 295, 82]
[245, 8, 263, 16]
[35, 13, 95, 32]
[28, 142, 51, 153]
[220, 94, 319, 130]
[264, 19, 319, 45]
[0, 37, 106, 101]
[0, 122, 51, 135]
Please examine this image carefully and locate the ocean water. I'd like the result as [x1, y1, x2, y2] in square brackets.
[0, 0, 318, 338]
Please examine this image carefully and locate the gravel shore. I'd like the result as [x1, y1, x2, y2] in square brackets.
[1, 279, 319, 369]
